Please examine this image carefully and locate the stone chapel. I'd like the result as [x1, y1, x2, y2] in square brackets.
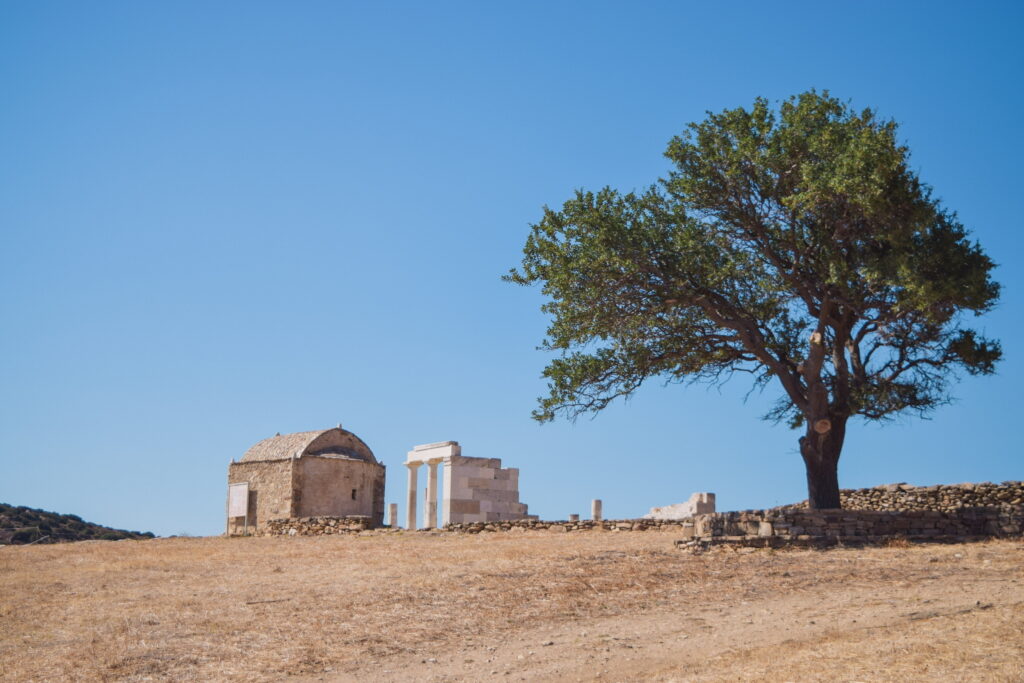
[226, 425, 385, 534]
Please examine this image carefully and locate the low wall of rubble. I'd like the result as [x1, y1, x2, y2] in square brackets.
[260, 483, 1024, 544]
[444, 505, 1024, 544]
[264, 516, 384, 535]
[676, 504, 1024, 550]
[444, 518, 691, 533]
[785, 481, 1024, 513]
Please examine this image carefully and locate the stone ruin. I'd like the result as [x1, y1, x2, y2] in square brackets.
[405, 441, 535, 529]
[227, 427, 540, 534]
[644, 492, 716, 520]
[230, 425, 1019, 547]
[226, 426, 385, 535]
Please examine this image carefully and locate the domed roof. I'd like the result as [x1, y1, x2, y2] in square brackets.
[240, 427, 377, 464]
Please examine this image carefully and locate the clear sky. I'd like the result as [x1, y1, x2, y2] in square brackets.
[1, 2, 1021, 537]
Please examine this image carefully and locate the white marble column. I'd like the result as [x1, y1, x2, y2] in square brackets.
[425, 458, 441, 529]
[592, 499, 603, 521]
[406, 462, 421, 530]
[388, 503, 398, 528]
[440, 457, 453, 527]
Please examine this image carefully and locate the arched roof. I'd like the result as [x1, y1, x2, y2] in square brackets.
[240, 427, 377, 464]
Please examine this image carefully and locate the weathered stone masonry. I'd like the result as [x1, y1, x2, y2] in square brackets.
[265, 516, 379, 535]
[227, 427, 386, 535]
[786, 481, 1024, 513]
[445, 482, 1024, 544]
[405, 441, 534, 529]
[676, 505, 1023, 550]
[257, 482, 1024, 544]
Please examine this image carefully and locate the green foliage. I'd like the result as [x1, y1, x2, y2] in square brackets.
[0, 503, 155, 544]
[508, 90, 1001, 431]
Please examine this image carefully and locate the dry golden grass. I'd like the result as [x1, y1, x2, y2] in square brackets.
[1, 531, 1021, 681]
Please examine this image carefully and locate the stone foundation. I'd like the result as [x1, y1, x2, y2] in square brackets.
[445, 518, 695, 533]
[264, 516, 385, 536]
[257, 483, 1024, 545]
[675, 504, 1024, 550]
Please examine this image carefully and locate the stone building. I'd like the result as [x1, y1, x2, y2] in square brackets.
[227, 426, 385, 534]
[405, 441, 534, 529]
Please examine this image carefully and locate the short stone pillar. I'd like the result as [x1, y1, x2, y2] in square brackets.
[388, 503, 398, 528]
[406, 462, 421, 530]
[568, 514, 580, 522]
[591, 499, 602, 521]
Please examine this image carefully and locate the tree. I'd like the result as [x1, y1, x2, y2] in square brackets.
[506, 90, 1001, 509]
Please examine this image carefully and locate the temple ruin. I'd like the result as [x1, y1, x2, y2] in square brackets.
[644, 492, 716, 520]
[405, 441, 534, 529]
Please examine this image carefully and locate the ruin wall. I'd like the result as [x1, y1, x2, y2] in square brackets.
[443, 455, 531, 524]
[255, 482, 1024, 544]
[294, 457, 385, 526]
[265, 515, 380, 535]
[676, 505, 1023, 549]
[783, 481, 1023, 513]
[226, 459, 296, 534]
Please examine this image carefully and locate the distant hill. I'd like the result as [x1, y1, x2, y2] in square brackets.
[0, 503, 155, 544]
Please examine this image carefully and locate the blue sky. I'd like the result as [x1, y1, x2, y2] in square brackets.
[1, 2, 1021, 536]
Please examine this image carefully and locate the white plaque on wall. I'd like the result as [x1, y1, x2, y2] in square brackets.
[228, 482, 249, 518]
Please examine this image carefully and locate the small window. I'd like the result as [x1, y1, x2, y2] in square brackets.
[351, 488, 357, 500]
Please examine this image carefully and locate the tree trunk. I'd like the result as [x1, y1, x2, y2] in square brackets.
[799, 415, 846, 509]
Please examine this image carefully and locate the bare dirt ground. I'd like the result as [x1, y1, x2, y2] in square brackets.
[1, 531, 1021, 682]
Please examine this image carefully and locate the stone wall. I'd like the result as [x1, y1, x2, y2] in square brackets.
[441, 505, 1023, 544]
[255, 482, 1024, 545]
[444, 483, 1024, 544]
[294, 456, 386, 526]
[444, 518, 695, 533]
[442, 455, 532, 524]
[264, 516, 382, 536]
[226, 459, 296, 535]
[676, 504, 1024, 549]
[784, 481, 1024, 513]
[228, 455, 386, 534]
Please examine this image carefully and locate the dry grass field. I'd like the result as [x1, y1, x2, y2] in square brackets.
[1, 531, 1022, 682]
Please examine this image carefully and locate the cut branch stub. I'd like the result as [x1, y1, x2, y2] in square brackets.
[813, 419, 832, 434]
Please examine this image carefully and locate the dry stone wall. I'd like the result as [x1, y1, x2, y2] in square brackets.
[264, 516, 384, 535]
[784, 481, 1024, 513]
[445, 518, 692, 533]
[675, 505, 1023, 550]
[256, 483, 1024, 545]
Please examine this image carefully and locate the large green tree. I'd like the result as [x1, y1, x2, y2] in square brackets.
[507, 91, 1001, 509]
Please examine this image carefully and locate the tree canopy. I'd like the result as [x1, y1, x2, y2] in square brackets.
[507, 90, 1001, 508]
